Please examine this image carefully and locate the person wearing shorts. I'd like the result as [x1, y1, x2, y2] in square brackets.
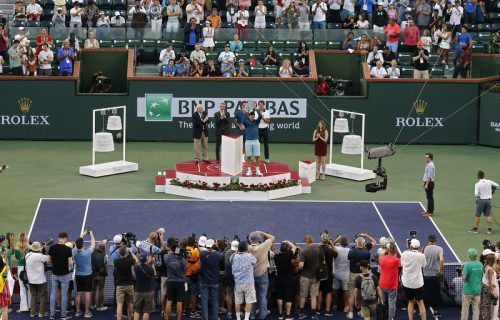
[240, 110, 263, 177]
[298, 235, 321, 320]
[164, 239, 187, 320]
[469, 170, 499, 234]
[401, 239, 427, 320]
[318, 233, 337, 316]
[114, 246, 138, 320]
[72, 230, 96, 318]
[133, 256, 157, 319]
[232, 241, 257, 320]
[354, 260, 382, 320]
[274, 241, 298, 319]
[332, 236, 350, 312]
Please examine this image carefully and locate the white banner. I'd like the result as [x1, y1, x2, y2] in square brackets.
[137, 97, 307, 119]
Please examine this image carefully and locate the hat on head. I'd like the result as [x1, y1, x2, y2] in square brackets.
[113, 234, 122, 244]
[115, 10, 120, 15]
[238, 59, 245, 63]
[359, 259, 370, 268]
[379, 236, 389, 247]
[206, 239, 215, 249]
[468, 248, 478, 257]
[410, 239, 420, 248]
[198, 236, 207, 247]
[18, 26, 25, 30]
[417, 40, 423, 46]
[99, 11, 105, 15]
[31, 242, 43, 252]
[483, 249, 495, 256]
[231, 240, 239, 251]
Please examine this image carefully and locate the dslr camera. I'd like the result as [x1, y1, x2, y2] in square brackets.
[406, 230, 417, 249]
[483, 239, 495, 251]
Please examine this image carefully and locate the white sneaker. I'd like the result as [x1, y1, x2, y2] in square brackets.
[246, 168, 252, 176]
[255, 168, 263, 176]
[346, 312, 353, 319]
[96, 306, 108, 311]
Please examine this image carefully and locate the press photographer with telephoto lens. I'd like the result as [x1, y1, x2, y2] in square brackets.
[164, 238, 186, 320]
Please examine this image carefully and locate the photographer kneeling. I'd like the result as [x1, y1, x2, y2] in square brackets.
[164, 239, 187, 320]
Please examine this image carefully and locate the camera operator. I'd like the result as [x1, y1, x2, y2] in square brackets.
[318, 232, 338, 316]
[138, 230, 163, 265]
[200, 239, 224, 320]
[164, 239, 186, 320]
[73, 228, 96, 318]
[110, 234, 138, 261]
[25, 241, 50, 317]
[469, 170, 498, 234]
[48, 232, 74, 320]
[114, 246, 139, 320]
[133, 255, 157, 320]
[91, 239, 109, 312]
[223, 240, 239, 319]
[422, 234, 444, 318]
[401, 239, 427, 320]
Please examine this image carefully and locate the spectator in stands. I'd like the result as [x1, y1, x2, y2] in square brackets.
[356, 13, 370, 29]
[110, 11, 125, 28]
[370, 59, 387, 78]
[252, 0, 266, 29]
[0, 11, 5, 26]
[232, 241, 257, 320]
[354, 260, 383, 320]
[201, 21, 215, 52]
[221, 60, 236, 77]
[311, 0, 327, 29]
[279, 59, 293, 77]
[297, 235, 320, 320]
[431, 0, 442, 17]
[461, 248, 482, 320]
[316, 76, 329, 95]
[285, 1, 299, 29]
[229, 34, 243, 53]
[35, 28, 53, 55]
[13, 0, 27, 22]
[84, 31, 100, 49]
[158, 43, 175, 75]
[401, 239, 427, 320]
[175, 49, 188, 64]
[26, 50, 37, 76]
[14, 27, 29, 51]
[420, 29, 432, 53]
[54, 0, 67, 15]
[187, 0, 203, 23]
[199, 239, 223, 320]
[0, 23, 8, 63]
[430, 18, 442, 53]
[205, 59, 221, 76]
[190, 59, 205, 77]
[297, 0, 310, 30]
[90, 240, 108, 312]
[422, 234, 444, 318]
[447, 2, 463, 38]
[359, 0, 373, 21]
[149, 0, 163, 33]
[475, 0, 486, 23]
[49, 232, 74, 320]
[403, 18, 420, 52]
[237, 59, 249, 77]
[387, 59, 400, 78]
[274, 0, 284, 28]
[428, 9, 442, 32]
[57, 40, 75, 76]
[184, 17, 201, 51]
[438, 24, 451, 68]
[219, 44, 236, 63]
[342, 31, 357, 50]
[96, 11, 110, 27]
[26, 0, 43, 20]
[115, 246, 138, 320]
[236, 6, 249, 38]
[163, 59, 176, 76]
[25, 242, 50, 318]
[381, 46, 395, 67]
[190, 44, 207, 64]
[130, 0, 148, 40]
[133, 255, 157, 320]
[378, 244, 400, 320]
[372, 4, 387, 32]
[347, 234, 375, 319]
[69, 1, 84, 30]
[52, 8, 66, 28]
[164, 239, 186, 320]
[165, 0, 181, 31]
[454, 25, 472, 67]
[206, 9, 221, 28]
[480, 253, 498, 320]
[296, 41, 309, 66]
[385, 18, 400, 53]
[8, 40, 23, 75]
[84, 0, 99, 27]
[38, 42, 53, 76]
[292, 59, 308, 76]
[367, 45, 383, 66]
[262, 46, 278, 66]
[328, 0, 341, 23]
[226, 0, 238, 26]
[413, 41, 429, 79]
[342, 0, 355, 20]
[416, 0, 431, 29]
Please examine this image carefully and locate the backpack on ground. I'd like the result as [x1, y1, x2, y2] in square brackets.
[360, 273, 377, 301]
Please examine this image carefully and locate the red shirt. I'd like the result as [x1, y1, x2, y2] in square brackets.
[317, 82, 329, 95]
[385, 23, 400, 43]
[378, 255, 400, 289]
[404, 26, 420, 46]
[461, 49, 472, 65]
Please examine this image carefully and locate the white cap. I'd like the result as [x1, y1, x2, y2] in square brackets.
[483, 249, 495, 256]
[113, 234, 122, 244]
[206, 239, 215, 248]
[18, 26, 25, 30]
[115, 11, 120, 16]
[379, 236, 389, 247]
[410, 239, 420, 248]
[99, 11, 105, 15]
[231, 240, 239, 251]
[157, 228, 165, 234]
[198, 236, 207, 247]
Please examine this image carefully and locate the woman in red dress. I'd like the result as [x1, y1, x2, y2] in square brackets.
[0, 252, 11, 320]
[313, 120, 329, 180]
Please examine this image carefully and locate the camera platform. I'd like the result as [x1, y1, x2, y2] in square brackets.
[325, 163, 376, 181]
[154, 160, 309, 200]
[79, 160, 139, 177]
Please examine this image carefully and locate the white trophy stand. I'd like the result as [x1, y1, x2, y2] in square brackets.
[221, 134, 243, 176]
[325, 108, 375, 181]
[79, 106, 139, 177]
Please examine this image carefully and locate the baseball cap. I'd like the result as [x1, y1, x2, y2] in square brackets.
[483, 249, 495, 256]
[468, 248, 478, 257]
[231, 240, 239, 251]
[238, 59, 245, 63]
[206, 239, 215, 249]
[18, 26, 25, 30]
[410, 239, 420, 248]
[379, 236, 389, 247]
[99, 11, 105, 15]
[115, 11, 120, 15]
[198, 236, 207, 247]
[113, 234, 122, 244]
[359, 259, 370, 268]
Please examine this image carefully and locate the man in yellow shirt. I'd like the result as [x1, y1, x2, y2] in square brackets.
[207, 9, 222, 28]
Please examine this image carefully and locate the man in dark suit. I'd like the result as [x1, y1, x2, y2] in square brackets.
[214, 102, 230, 163]
[192, 104, 210, 164]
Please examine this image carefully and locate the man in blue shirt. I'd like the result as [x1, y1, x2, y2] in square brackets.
[73, 228, 96, 318]
[109, 234, 138, 261]
[57, 40, 75, 76]
[240, 110, 263, 176]
[164, 240, 187, 320]
[454, 26, 472, 68]
[199, 239, 224, 320]
[232, 241, 257, 320]
[234, 102, 249, 160]
[422, 152, 436, 217]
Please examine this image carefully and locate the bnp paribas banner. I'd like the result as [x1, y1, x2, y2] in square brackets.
[479, 92, 500, 147]
[137, 95, 307, 132]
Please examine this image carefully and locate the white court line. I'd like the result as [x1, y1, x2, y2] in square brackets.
[372, 202, 403, 254]
[418, 202, 462, 263]
[80, 199, 91, 235]
[28, 198, 43, 239]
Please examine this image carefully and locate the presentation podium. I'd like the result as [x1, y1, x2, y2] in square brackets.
[221, 134, 243, 176]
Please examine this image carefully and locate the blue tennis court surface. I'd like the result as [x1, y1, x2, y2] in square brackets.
[29, 199, 460, 263]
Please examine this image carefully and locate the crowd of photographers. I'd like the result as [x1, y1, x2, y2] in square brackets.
[1, 229, 500, 320]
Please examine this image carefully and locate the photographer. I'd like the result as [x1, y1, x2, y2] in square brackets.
[274, 240, 299, 320]
[200, 239, 224, 320]
[73, 228, 96, 318]
[469, 170, 498, 234]
[115, 246, 139, 320]
[401, 239, 427, 320]
[318, 232, 338, 316]
[164, 239, 187, 320]
[422, 234, 444, 318]
[91, 240, 109, 311]
[25, 242, 50, 317]
[223, 240, 239, 319]
[332, 236, 350, 314]
[110, 233, 138, 261]
[133, 255, 157, 320]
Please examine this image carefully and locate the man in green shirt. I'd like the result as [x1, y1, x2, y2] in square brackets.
[460, 248, 482, 320]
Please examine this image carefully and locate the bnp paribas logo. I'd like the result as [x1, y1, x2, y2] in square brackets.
[145, 94, 173, 122]
[395, 99, 444, 127]
[0, 97, 50, 126]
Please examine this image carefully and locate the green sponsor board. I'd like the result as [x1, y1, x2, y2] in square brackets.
[145, 94, 173, 121]
[479, 92, 500, 147]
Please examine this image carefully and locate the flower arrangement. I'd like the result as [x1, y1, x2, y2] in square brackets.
[170, 178, 300, 192]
